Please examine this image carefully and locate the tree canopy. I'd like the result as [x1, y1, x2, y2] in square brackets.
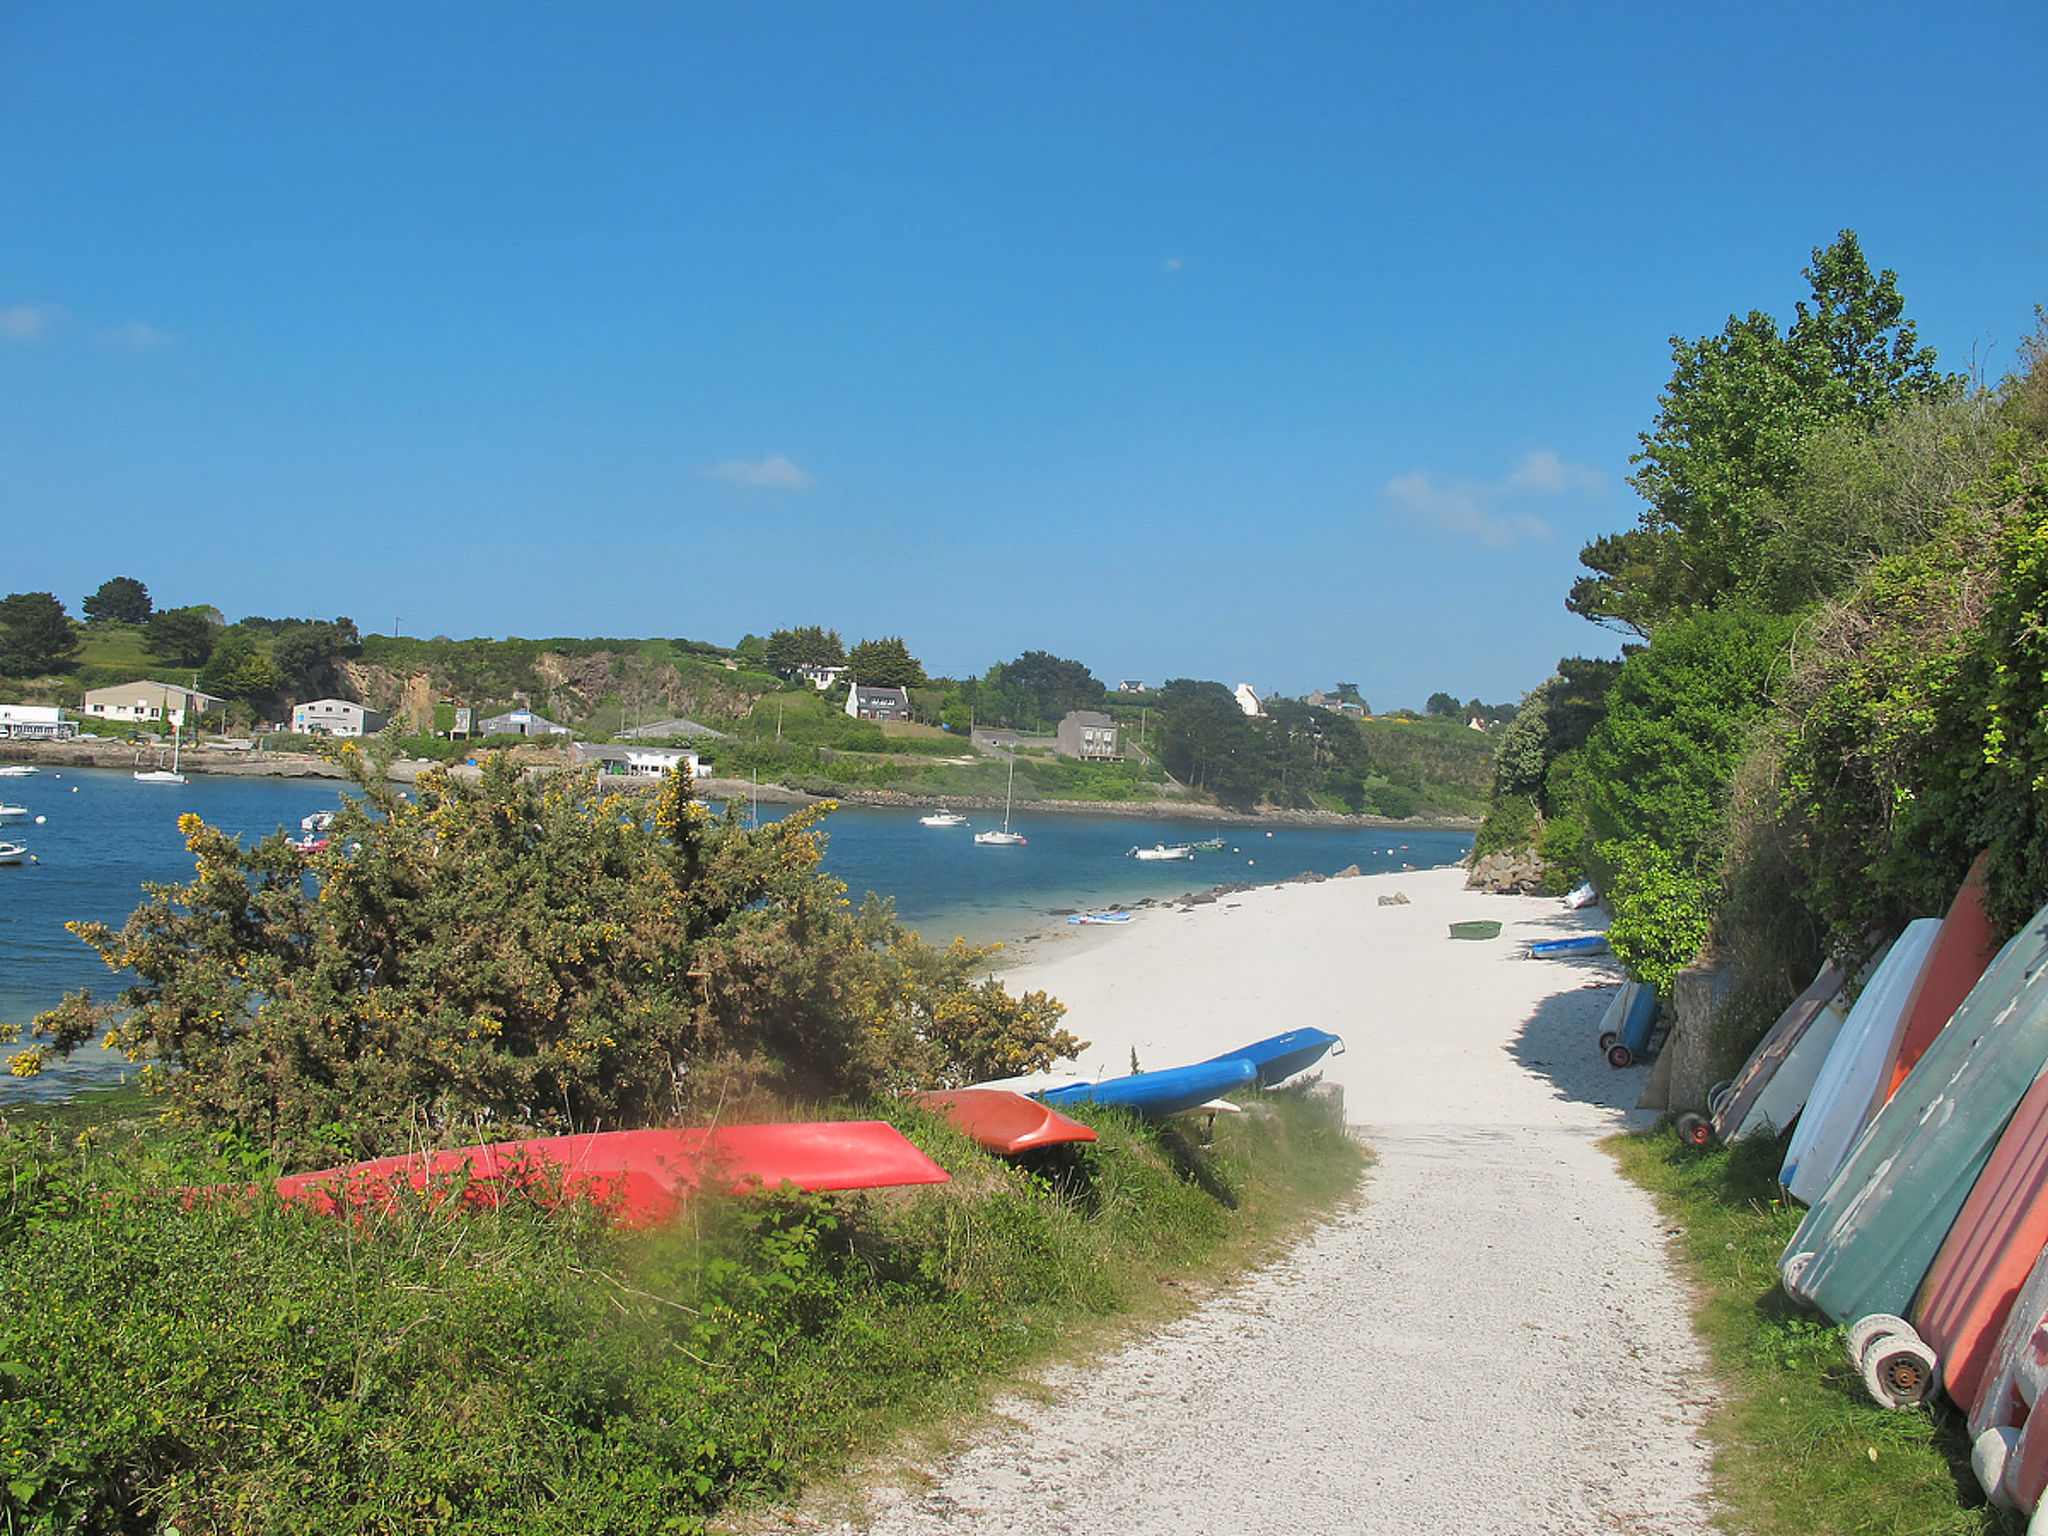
[845, 635, 926, 689]
[0, 591, 79, 676]
[765, 625, 845, 674]
[81, 575, 152, 625]
[145, 606, 219, 668]
[1569, 231, 1952, 634]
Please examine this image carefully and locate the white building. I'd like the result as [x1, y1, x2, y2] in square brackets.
[575, 743, 702, 779]
[478, 707, 571, 738]
[81, 681, 226, 730]
[1233, 683, 1264, 718]
[0, 704, 78, 740]
[292, 698, 389, 737]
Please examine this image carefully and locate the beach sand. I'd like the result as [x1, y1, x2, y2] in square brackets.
[817, 864, 1719, 1535]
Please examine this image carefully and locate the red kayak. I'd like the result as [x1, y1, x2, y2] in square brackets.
[914, 1088, 1099, 1155]
[261, 1122, 950, 1228]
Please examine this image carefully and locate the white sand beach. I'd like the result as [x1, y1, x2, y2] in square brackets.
[824, 864, 1719, 1535]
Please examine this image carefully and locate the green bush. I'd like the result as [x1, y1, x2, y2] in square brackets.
[0, 1086, 1362, 1534]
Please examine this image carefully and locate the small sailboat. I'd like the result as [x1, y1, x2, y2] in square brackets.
[974, 759, 1026, 846]
[135, 699, 191, 784]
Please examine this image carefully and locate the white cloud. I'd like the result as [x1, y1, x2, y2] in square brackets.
[1385, 450, 1603, 549]
[97, 321, 174, 352]
[1163, 256, 1183, 273]
[0, 304, 67, 342]
[1504, 448, 1602, 496]
[701, 454, 814, 490]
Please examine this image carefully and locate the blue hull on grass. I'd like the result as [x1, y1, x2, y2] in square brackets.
[1035, 1057, 1257, 1118]
[1203, 1027, 1343, 1087]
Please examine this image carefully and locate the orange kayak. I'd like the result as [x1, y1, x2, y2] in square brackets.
[1881, 850, 2000, 1105]
[263, 1122, 950, 1228]
[914, 1088, 1099, 1154]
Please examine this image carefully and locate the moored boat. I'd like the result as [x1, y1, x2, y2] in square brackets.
[918, 811, 969, 827]
[0, 841, 30, 867]
[1128, 843, 1192, 861]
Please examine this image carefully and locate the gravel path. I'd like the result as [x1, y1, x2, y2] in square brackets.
[796, 870, 1721, 1535]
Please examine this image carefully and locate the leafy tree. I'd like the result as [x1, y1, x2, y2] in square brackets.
[970, 651, 1107, 730]
[20, 752, 1080, 1167]
[1333, 682, 1364, 705]
[0, 591, 79, 676]
[845, 635, 926, 689]
[1153, 679, 1260, 807]
[81, 575, 152, 625]
[1580, 609, 1795, 989]
[1425, 692, 1460, 719]
[1570, 231, 1951, 633]
[199, 631, 283, 707]
[765, 625, 845, 674]
[271, 618, 362, 695]
[145, 606, 219, 668]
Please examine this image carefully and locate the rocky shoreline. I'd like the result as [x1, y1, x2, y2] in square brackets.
[0, 742, 1474, 832]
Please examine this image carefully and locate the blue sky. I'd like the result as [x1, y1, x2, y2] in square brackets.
[4, 3, 2043, 711]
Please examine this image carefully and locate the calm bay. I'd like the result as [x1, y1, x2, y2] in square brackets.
[0, 766, 1471, 1101]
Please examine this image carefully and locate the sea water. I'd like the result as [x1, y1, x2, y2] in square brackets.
[0, 768, 1471, 1100]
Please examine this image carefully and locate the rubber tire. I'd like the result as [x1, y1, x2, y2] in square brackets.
[1707, 1079, 1736, 1117]
[1675, 1113, 1713, 1147]
[1598, 1030, 1619, 1053]
[1973, 1425, 2020, 1509]
[1846, 1313, 1919, 1368]
[1861, 1332, 1938, 1408]
[1607, 1042, 1634, 1069]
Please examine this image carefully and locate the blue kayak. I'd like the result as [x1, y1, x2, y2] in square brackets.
[1529, 933, 1610, 957]
[1203, 1027, 1343, 1087]
[1035, 1057, 1257, 1118]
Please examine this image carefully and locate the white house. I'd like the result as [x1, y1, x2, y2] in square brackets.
[575, 742, 702, 780]
[1233, 683, 1265, 718]
[0, 704, 78, 740]
[794, 663, 849, 692]
[81, 681, 226, 730]
[292, 698, 389, 737]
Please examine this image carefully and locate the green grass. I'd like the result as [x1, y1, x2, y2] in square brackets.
[1610, 1123, 2019, 1535]
[0, 1086, 1364, 1534]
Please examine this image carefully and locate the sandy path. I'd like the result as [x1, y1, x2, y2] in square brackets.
[818, 866, 1718, 1535]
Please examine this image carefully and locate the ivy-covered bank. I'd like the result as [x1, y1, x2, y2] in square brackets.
[1473, 236, 2048, 1053]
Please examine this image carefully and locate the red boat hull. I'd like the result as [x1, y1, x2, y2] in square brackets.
[914, 1088, 1099, 1154]
[265, 1122, 950, 1228]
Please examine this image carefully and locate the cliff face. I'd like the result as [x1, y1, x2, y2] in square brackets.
[335, 651, 773, 732]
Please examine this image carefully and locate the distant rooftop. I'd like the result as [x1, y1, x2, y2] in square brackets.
[618, 718, 730, 740]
